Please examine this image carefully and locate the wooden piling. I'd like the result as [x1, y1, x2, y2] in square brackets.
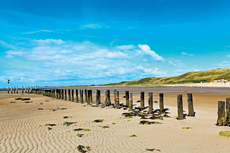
[16, 86, 18, 94]
[80, 90, 83, 103]
[106, 90, 111, 106]
[22, 86, 24, 94]
[177, 94, 183, 120]
[68, 89, 71, 101]
[85, 89, 88, 103]
[14, 87, 16, 94]
[116, 90, 119, 108]
[148, 92, 153, 114]
[76, 89, 78, 103]
[72, 89, 74, 102]
[88, 90, 92, 104]
[96, 89, 101, 105]
[11, 87, 13, 94]
[60, 89, 63, 99]
[129, 92, 133, 111]
[187, 93, 195, 116]
[25, 86, 27, 93]
[65, 89, 67, 100]
[226, 98, 230, 124]
[7, 87, 9, 94]
[125, 91, 129, 106]
[114, 90, 117, 104]
[140, 92, 144, 108]
[217, 101, 226, 126]
[159, 93, 164, 113]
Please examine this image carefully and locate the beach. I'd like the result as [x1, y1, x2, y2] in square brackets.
[1, 85, 230, 153]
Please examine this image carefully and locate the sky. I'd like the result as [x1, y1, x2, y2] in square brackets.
[0, 0, 230, 88]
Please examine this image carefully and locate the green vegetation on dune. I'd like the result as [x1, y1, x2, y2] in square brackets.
[102, 68, 230, 86]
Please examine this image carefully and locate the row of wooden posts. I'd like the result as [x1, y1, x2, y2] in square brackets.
[217, 99, 230, 126]
[30, 88, 195, 120]
[7, 86, 32, 94]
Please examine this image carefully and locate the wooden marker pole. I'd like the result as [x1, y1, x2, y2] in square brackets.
[76, 89, 78, 103]
[140, 92, 144, 108]
[177, 94, 183, 120]
[96, 89, 101, 105]
[129, 92, 133, 111]
[187, 93, 195, 116]
[148, 92, 153, 114]
[159, 93, 164, 113]
[226, 98, 230, 124]
[125, 91, 129, 106]
[217, 101, 226, 126]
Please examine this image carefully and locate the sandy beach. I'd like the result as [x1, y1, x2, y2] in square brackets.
[1, 85, 230, 153]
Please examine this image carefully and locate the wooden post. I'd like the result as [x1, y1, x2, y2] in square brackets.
[96, 89, 101, 105]
[65, 89, 67, 100]
[60, 89, 63, 99]
[148, 92, 153, 114]
[88, 90, 92, 104]
[159, 93, 164, 113]
[72, 89, 74, 102]
[106, 90, 111, 106]
[104, 90, 107, 105]
[129, 92, 133, 111]
[25, 86, 27, 93]
[226, 98, 230, 124]
[187, 93, 195, 116]
[11, 87, 13, 94]
[80, 90, 83, 103]
[116, 90, 119, 108]
[87, 90, 90, 105]
[85, 89, 88, 103]
[22, 86, 24, 94]
[126, 91, 129, 106]
[14, 87, 16, 94]
[76, 89, 78, 103]
[177, 94, 183, 120]
[7, 87, 9, 94]
[68, 89, 71, 101]
[114, 90, 117, 104]
[217, 101, 226, 126]
[16, 86, 18, 94]
[140, 92, 144, 108]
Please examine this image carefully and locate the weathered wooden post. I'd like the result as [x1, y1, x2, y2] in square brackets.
[106, 90, 111, 106]
[14, 87, 16, 94]
[116, 90, 119, 108]
[25, 86, 27, 93]
[217, 101, 226, 126]
[159, 93, 164, 113]
[65, 89, 67, 100]
[114, 90, 117, 104]
[16, 86, 18, 94]
[80, 90, 83, 103]
[104, 90, 107, 105]
[125, 91, 129, 106]
[90, 90, 92, 103]
[22, 86, 24, 94]
[87, 90, 92, 104]
[7, 87, 9, 94]
[129, 92, 133, 111]
[76, 89, 78, 103]
[96, 89, 101, 105]
[226, 98, 230, 123]
[68, 89, 71, 101]
[140, 91, 144, 108]
[85, 89, 88, 103]
[187, 93, 195, 116]
[60, 89, 63, 99]
[72, 89, 74, 102]
[27, 86, 29, 93]
[177, 94, 183, 120]
[11, 87, 13, 94]
[148, 92, 153, 114]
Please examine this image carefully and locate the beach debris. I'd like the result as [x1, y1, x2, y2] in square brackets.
[93, 119, 103, 123]
[15, 98, 22, 100]
[219, 131, 230, 137]
[25, 101, 32, 103]
[63, 122, 76, 126]
[63, 116, 69, 119]
[145, 148, 161, 152]
[45, 124, 56, 126]
[10, 101, 15, 103]
[83, 129, 90, 131]
[126, 116, 132, 119]
[45, 100, 49, 102]
[77, 145, 87, 153]
[139, 120, 162, 125]
[130, 134, 137, 137]
[112, 122, 116, 124]
[73, 128, 84, 131]
[48, 127, 52, 130]
[61, 108, 67, 110]
[40, 102, 43, 105]
[182, 127, 191, 129]
[86, 146, 90, 151]
[21, 98, 30, 101]
[38, 108, 43, 110]
[77, 133, 83, 137]
[101, 126, 109, 128]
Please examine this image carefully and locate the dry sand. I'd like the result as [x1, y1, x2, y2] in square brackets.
[1, 87, 230, 153]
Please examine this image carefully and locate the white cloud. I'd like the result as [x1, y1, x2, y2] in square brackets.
[138, 44, 163, 61]
[116, 45, 135, 50]
[106, 51, 128, 58]
[81, 24, 101, 29]
[33, 39, 65, 45]
[168, 58, 185, 68]
[218, 61, 230, 68]
[181, 52, 193, 56]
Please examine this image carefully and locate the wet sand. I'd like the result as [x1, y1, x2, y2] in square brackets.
[1, 86, 230, 152]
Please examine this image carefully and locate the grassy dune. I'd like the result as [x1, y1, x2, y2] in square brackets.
[103, 68, 230, 86]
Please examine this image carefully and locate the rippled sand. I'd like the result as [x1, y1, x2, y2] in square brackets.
[1, 88, 230, 153]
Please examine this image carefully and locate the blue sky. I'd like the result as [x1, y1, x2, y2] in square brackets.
[0, 0, 230, 87]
